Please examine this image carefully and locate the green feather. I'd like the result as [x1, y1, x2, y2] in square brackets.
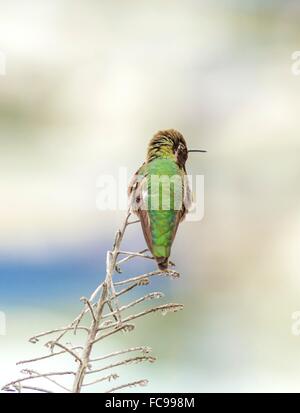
[146, 158, 183, 258]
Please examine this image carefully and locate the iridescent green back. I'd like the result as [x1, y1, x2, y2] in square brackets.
[146, 158, 184, 258]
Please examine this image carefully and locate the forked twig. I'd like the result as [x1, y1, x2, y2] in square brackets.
[2, 211, 183, 393]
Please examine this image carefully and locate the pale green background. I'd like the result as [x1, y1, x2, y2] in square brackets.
[1, 0, 300, 392]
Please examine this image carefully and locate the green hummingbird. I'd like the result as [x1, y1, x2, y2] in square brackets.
[128, 129, 205, 270]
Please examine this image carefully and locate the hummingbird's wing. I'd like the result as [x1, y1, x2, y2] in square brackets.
[127, 163, 146, 209]
[180, 173, 193, 222]
[128, 164, 153, 252]
[170, 172, 192, 244]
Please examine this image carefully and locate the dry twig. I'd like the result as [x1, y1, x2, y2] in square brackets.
[2, 211, 183, 393]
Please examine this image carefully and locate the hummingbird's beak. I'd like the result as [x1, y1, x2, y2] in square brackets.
[188, 149, 207, 153]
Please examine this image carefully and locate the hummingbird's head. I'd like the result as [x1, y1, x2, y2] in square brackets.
[147, 129, 189, 167]
[147, 129, 206, 167]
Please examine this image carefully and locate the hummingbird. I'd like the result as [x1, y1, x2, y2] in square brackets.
[128, 129, 206, 270]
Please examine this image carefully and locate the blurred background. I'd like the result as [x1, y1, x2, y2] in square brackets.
[1, 0, 300, 392]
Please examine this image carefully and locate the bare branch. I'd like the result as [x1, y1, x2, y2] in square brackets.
[22, 369, 72, 393]
[90, 346, 152, 363]
[2, 370, 75, 391]
[72, 282, 109, 392]
[29, 326, 89, 344]
[115, 281, 147, 298]
[14, 385, 54, 393]
[47, 341, 83, 364]
[16, 346, 83, 365]
[105, 379, 149, 393]
[127, 219, 141, 225]
[80, 297, 97, 324]
[3, 210, 184, 394]
[93, 323, 135, 344]
[98, 303, 184, 331]
[117, 250, 153, 265]
[102, 292, 164, 320]
[86, 356, 156, 376]
[82, 373, 119, 387]
[114, 269, 180, 286]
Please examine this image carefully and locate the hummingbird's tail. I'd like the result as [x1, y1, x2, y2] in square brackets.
[156, 256, 169, 271]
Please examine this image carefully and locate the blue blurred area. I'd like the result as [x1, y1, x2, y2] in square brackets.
[0, 237, 172, 309]
[0, 242, 108, 308]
